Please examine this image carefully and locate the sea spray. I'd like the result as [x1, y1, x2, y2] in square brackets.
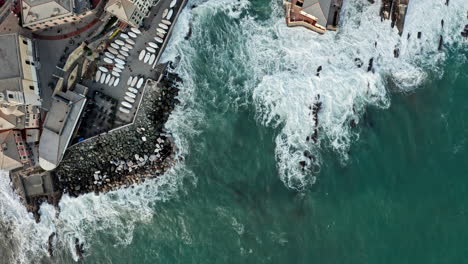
[170, 0, 467, 189]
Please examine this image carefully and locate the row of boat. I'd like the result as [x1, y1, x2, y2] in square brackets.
[119, 76, 146, 114]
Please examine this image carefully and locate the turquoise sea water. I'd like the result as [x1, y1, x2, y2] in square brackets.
[0, 0, 467, 263]
[81, 0, 468, 262]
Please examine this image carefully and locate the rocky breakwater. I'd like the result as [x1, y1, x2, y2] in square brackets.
[55, 72, 181, 197]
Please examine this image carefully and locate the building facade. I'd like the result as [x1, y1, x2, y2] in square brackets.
[105, 0, 154, 27]
[0, 32, 41, 171]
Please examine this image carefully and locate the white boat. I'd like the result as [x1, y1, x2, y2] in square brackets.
[162, 9, 168, 18]
[148, 54, 156, 65]
[110, 43, 120, 49]
[154, 36, 163, 43]
[120, 50, 129, 57]
[138, 50, 146, 61]
[125, 38, 135, 45]
[105, 74, 111, 84]
[115, 39, 125, 46]
[100, 73, 106, 83]
[128, 87, 138, 93]
[131, 77, 138, 87]
[156, 32, 165, 39]
[167, 9, 173, 20]
[158, 23, 168, 30]
[119, 107, 130, 114]
[112, 71, 120, 77]
[146, 46, 156, 53]
[115, 58, 125, 65]
[124, 96, 136, 103]
[162, 19, 171, 25]
[103, 57, 114, 64]
[108, 47, 119, 54]
[157, 28, 166, 34]
[126, 91, 137, 98]
[127, 76, 133, 85]
[125, 43, 133, 50]
[115, 63, 125, 69]
[113, 67, 122, 73]
[131, 27, 141, 34]
[105, 52, 115, 59]
[120, 33, 129, 39]
[113, 78, 120, 87]
[95, 70, 101, 81]
[121, 101, 133, 108]
[136, 77, 144, 88]
[121, 46, 130, 52]
[98, 66, 109, 72]
[170, 0, 177, 8]
[109, 76, 115, 85]
[143, 53, 150, 63]
[117, 54, 126, 60]
[128, 31, 137, 38]
[148, 42, 158, 49]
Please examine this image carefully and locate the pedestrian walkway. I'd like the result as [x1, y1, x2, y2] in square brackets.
[32, 18, 101, 40]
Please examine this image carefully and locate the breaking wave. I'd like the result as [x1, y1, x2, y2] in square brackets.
[173, 0, 467, 189]
[0, 0, 467, 262]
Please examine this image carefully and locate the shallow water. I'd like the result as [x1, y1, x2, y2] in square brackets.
[0, 0, 467, 263]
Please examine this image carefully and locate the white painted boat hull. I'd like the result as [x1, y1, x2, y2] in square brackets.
[154, 37, 163, 43]
[158, 23, 168, 30]
[115, 63, 125, 69]
[139, 50, 146, 61]
[148, 42, 158, 49]
[124, 96, 136, 103]
[121, 101, 132, 108]
[109, 76, 115, 85]
[167, 9, 173, 20]
[131, 27, 141, 34]
[113, 78, 120, 87]
[95, 70, 101, 81]
[130, 77, 138, 87]
[126, 91, 137, 98]
[100, 73, 106, 83]
[146, 46, 156, 53]
[143, 53, 150, 63]
[126, 38, 135, 45]
[119, 107, 130, 114]
[115, 39, 125, 46]
[103, 57, 113, 64]
[98, 66, 109, 72]
[136, 77, 144, 89]
[128, 31, 137, 38]
[157, 28, 166, 34]
[162, 19, 171, 25]
[127, 76, 133, 86]
[128, 87, 138, 93]
[149, 54, 156, 65]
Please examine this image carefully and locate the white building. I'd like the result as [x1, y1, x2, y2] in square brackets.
[105, 0, 155, 27]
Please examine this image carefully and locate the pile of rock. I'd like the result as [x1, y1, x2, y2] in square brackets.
[55, 72, 180, 197]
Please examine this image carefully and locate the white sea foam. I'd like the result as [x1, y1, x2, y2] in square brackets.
[171, 0, 466, 189]
[0, 0, 466, 262]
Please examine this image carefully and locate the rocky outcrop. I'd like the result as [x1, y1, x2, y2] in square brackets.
[380, 0, 410, 34]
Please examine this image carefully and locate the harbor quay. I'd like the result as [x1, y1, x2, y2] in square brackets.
[0, 0, 187, 223]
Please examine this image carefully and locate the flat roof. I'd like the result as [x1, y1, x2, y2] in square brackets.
[0, 33, 21, 80]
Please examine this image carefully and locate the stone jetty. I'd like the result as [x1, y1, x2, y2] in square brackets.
[55, 72, 181, 197]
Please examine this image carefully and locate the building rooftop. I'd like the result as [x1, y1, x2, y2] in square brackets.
[39, 89, 87, 170]
[0, 33, 21, 80]
[105, 0, 137, 26]
[0, 130, 23, 171]
[21, 0, 73, 26]
[284, 0, 342, 33]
